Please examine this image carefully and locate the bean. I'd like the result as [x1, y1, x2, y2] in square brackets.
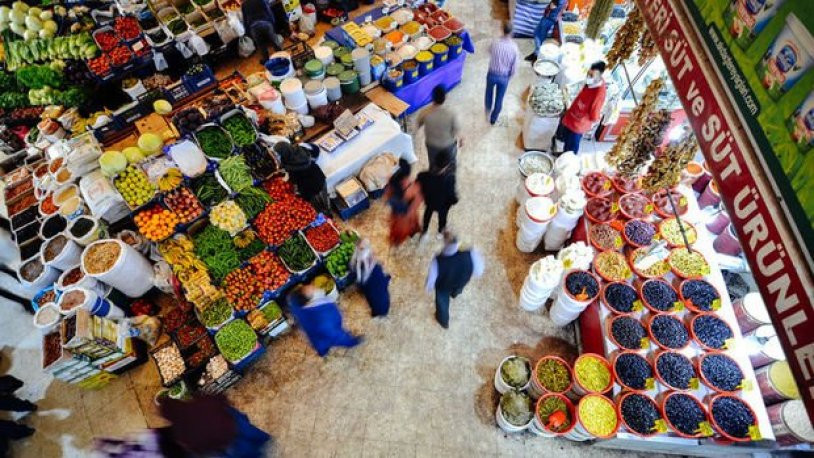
[625, 219, 656, 246]
[692, 315, 732, 350]
[650, 314, 689, 349]
[656, 352, 695, 390]
[621, 394, 661, 435]
[701, 354, 743, 392]
[615, 353, 652, 390]
[710, 397, 754, 439]
[565, 271, 599, 299]
[611, 316, 646, 350]
[604, 283, 638, 313]
[642, 280, 678, 312]
[681, 280, 719, 311]
[664, 393, 705, 436]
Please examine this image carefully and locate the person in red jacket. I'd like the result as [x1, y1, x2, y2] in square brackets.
[555, 61, 607, 154]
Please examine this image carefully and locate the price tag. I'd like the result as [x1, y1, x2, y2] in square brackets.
[603, 180, 612, 190]
[697, 421, 714, 437]
[724, 338, 736, 350]
[640, 337, 650, 349]
[563, 259, 573, 269]
[633, 300, 644, 312]
[611, 202, 619, 213]
[645, 203, 654, 214]
[672, 301, 684, 311]
[689, 377, 700, 390]
[614, 236, 623, 248]
[738, 379, 753, 392]
[623, 268, 632, 279]
[645, 377, 655, 390]
[550, 205, 557, 216]
[652, 419, 668, 434]
[679, 196, 687, 207]
[748, 425, 762, 441]
[711, 298, 721, 311]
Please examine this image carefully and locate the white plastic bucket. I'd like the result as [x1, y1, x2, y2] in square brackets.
[495, 403, 532, 433]
[542, 219, 572, 251]
[744, 325, 786, 368]
[517, 173, 555, 205]
[495, 356, 532, 394]
[280, 78, 306, 108]
[19, 259, 60, 291]
[552, 201, 582, 228]
[733, 292, 771, 332]
[324, 77, 342, 102]
[81, 239, 154, 297]
[358, 69, 372, 87]
[351, 47, 371, 72]
[549, 298, 584, 327]
[33, 303, 61, 334]
[305, 86, 328, 109]
[286, 99, 309, 115]
[314, 45, 334, 66]
[41, 235, 82, 270]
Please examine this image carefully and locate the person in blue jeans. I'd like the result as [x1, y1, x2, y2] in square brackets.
[525, 0, 567, 62]
[485, 22, 520, 125]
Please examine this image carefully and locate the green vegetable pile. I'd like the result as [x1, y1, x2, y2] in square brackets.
[193, 173, 228, 206]
[325, 231, 359, 278]
[235, 187, 271, 219]
[16, 64, 63, 89]
[219, 155, 253, 192]
[500, 357, 531, 388]
[5, 33, 98, 70]
[192, 225, 239, 283]
[277, 233, 316, 272]
[214, 319, 258, 362]
[196, 126, 233, 159]
[260, 301, 282, 322]
[237, 237, 265, 262]
[200, 298, 232, 328]
[222, 113, 257, 147]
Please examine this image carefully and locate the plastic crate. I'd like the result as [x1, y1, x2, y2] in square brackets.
[333, 195, 370, 220]
[333, 270, 357, 291]
[115, 102, 150, 126]
[166, 81, 192, 104]
[182, 65, 217, 93]
[229, 343, 266, 373]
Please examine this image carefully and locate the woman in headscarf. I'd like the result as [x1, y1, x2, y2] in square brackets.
[351, 239, 391, 317]
[383, 159, 423, 247]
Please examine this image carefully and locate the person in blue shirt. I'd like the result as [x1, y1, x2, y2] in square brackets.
[242, 0, 283, 64]
[287, 286, 362, 357]
[351, 239, 391, 317]
[525, 0, 567, 62]
[425, 231, 484, 329]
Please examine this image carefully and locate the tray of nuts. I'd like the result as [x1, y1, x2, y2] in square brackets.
[150, 341, 187, 387]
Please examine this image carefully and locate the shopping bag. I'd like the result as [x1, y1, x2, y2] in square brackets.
[153, 50, 168, 71]
[189, 31, 211, 56]
[214, 18, 239, 43]
[238, 36, 256, 58]
[227, 11, 246, 37]
[175, 40, 194, 59]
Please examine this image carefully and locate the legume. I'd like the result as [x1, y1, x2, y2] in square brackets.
[710, 397, 754, 439]
[611, 316, 646, 350]
[604, 283, 638, 314]
[594, 251, 631, 282]
[631, 248, 670, 277]
[615, 352, 652, 390]
[660, 218, 697, 247]
[537, 358, 571, 392]
[625, 219, 656, 246]
[692, 314, 732, 350]
[621, 394, 661, 435]
[575, 355, 611, 392]
[681, 280, 719, 312]
[650, 314, 689, 349]
[642, 279, 678, 312]
[669, 249, 710, 278]
[656, 351, 695, 390]
[701, 354, 743, 392]
[578, 395, 617, 437]
[664, 393, 706, 436]
[565, 271, 599, 300]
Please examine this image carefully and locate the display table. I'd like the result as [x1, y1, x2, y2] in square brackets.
[574, 183, 776, 451]
[316, 103, 416, 191]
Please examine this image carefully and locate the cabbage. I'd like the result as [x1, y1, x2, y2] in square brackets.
[22, 29, 36, 41]
[28, 7, 42, 17]
[38, 28, 53, 39]
[0, 6, 10, 22]
[12, 2, 28, 13]
[99, 151, 127, 176]
[153, 100, 172, 115]
[39, 11, 52, 20]
[122, 146, 145, 164]
[500, 390, 533, 426]
[9, 9, 25, 24]
[42, 19, 56, 33]
[25, 15, 42, 31]
[138, 133, 163, 154]
[500, 357, 531, 388]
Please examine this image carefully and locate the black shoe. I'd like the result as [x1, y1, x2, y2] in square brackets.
[525, 53, 537, 62]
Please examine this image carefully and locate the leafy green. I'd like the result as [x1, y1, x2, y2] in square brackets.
[214, 319, 257, 362]
[0, 92, 29, 109]
[196, 126, 233, 159]
[16, 64, 63, 89]
[221, 113, 256, 147]
[0, 73, 19, 92]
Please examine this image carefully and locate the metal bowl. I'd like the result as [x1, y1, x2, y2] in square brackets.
[518, 151, 554, 177]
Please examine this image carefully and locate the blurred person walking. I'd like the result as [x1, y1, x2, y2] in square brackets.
[417, 149, 458, 241]
[417, 86, 462, 167]
[426, 231, 485, 328]
[351, 239, 391, 317]
[287, 285, 362, 357]
[383, 159, 423, 247]
[485, 21, 520, 125]
[242, 0, 283, 64]
[0, 373, 36, 458]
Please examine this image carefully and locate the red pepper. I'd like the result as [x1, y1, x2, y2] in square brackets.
[304, 223, 340, 252]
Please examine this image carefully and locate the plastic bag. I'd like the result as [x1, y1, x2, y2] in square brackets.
[189, 31, 210, 56]
[153, 51, 168, 71]
[359, 153, 398, 192]
[152, 261, 175, 293]
[227, 11, 245, 37]
[214, 18, 239, 44]
[79, 169, 130, 223]
[238, 36, 256, 58]
[125, 315, 162, 347]
[175, 40, 194, 59]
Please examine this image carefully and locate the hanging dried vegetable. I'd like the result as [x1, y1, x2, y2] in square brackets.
[638, 29, 658, 66]
[585, 0, 614, 40]
[617, 109, 671, 177]
[606, 78, 664, 169]
[606, 7, 644, 68]
[642, 132, 698, 192]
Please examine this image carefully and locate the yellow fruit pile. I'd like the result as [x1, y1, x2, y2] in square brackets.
[158, 236, 222, 310]
[134, 206, 179, 242]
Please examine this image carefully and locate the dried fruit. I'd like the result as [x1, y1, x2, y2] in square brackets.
[606, 6, 644, 68]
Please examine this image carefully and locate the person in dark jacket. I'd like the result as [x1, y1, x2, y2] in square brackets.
[275, 142, 331, 214]
[0, 374, 36, 458]
[417, 150, 457, 242]
[287, 286, 362, 357]
[425, 231, 485, 328]
[351, 238, 391, 317]
[242, 0, 283, 64]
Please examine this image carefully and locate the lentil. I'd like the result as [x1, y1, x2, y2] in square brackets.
[701, 354, 743, 392]
[43, 235, 67, 262]
[664, 393, 706, 436]
[681, 280, 719, 311]
[692, 315, 732, 350]
[575, 355, 611, 392]
[20, 259, 43, 282]
[656, 352, 694, 390]
[604, 283, 638, 313]
[538, 396, 571, 432]
[565, 271, 599, 299]
[621, 394, 661, 435]
[578, 395, 617, 437]
[537, 358, 571, 392]
[710, 396, 754, 439]
[611, 316, 646, 350]
[642, 279, 678, 312]
[590, 223, 621, 251]
[615, 353, 652, 390]
[624, 219, 656, 246]
[650, 314, 689, 349]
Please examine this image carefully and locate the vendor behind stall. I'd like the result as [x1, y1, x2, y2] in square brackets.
[242, 0, 283, 64]
[274, 142, 331, 214]
[554, 61, 607, 154]
[526, 0, 567, 62]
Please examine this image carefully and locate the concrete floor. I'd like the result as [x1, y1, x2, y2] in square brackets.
[0, 2, 648, 457]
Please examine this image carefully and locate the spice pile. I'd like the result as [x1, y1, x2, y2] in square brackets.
[578, 395, 617, 437]
[536, 358, 571, 393]
[574, 355, 610, 393]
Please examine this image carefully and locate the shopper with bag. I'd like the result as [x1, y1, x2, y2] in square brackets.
[274, 142, 331, 214]
[417, 149, 458, 241]
[417, 86, 461, 168]
[554, 60, 607, 154]
[241, 0, 283, 63]
[384, 159, 423, 247]
[425, 231, 484, 329]
[351, 239, 391, 317]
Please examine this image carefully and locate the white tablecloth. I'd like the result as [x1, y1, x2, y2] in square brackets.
[316, 104, 416, 191]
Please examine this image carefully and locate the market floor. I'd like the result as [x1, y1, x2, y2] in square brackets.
[1, 3, 645, 458]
